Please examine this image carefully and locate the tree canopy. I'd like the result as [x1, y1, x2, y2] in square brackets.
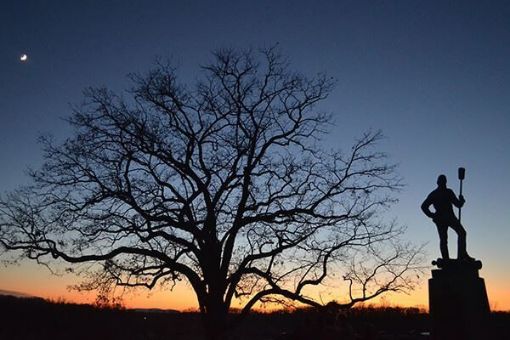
[0, 47, 422, 339]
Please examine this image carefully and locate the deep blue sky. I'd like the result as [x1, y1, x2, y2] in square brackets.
[1, 1, 509, 308]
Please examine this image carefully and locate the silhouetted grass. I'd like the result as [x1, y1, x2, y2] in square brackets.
[0, 295, 508, 339]
[0, 295, 203, 340]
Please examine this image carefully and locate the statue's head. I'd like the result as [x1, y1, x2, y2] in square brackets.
[437, 174, 447, 188]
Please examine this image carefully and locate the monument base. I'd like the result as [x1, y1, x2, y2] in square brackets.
[429, 259, 490, 340]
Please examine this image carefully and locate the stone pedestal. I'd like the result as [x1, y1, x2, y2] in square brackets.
[429, 259, 490, 340]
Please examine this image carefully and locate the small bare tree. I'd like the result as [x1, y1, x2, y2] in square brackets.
[0, 48, 422, 339]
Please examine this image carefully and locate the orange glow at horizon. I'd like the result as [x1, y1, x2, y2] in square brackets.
[1, 260, 509, 312]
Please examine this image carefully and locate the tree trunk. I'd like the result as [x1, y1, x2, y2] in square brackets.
[203, 302, 228, 340]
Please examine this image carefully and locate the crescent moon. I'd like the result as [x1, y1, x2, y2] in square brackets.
[20, 54, 28, 62]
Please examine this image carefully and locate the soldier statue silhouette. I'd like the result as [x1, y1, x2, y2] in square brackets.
[421, 173, 474, 261]
[425, 170, 489, 340]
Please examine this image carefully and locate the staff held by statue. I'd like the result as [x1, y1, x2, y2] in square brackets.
[458, 167, 465, 223]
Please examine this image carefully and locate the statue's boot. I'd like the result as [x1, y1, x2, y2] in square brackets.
[459, 253, 475, 262]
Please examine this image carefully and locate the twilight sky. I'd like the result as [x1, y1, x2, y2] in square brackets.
[1, 0, 509, 310]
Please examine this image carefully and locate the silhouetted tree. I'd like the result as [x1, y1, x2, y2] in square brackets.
[0, 47, 422, 339]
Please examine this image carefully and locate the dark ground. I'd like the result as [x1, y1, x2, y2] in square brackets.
[0, 295, 508, 339]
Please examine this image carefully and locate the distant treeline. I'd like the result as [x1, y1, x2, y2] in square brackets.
[0, 295, 508, 340]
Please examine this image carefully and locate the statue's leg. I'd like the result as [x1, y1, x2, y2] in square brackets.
[450, 219, 468, 259]
[435, 223, 449, 259]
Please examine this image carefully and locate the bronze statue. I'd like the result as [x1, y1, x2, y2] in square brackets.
[421, 174, 474, 261]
